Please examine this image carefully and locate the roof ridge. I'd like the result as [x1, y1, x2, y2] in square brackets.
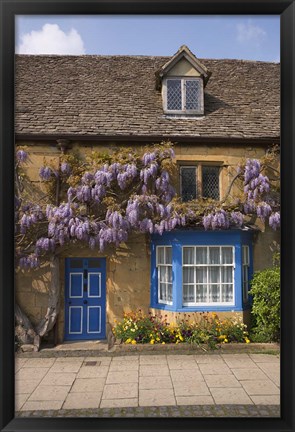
[15, 54, 279, 64]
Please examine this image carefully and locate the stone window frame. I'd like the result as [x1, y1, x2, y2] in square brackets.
[179, 163, 221, 202]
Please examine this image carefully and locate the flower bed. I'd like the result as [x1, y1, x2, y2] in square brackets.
[112, 311, 250, 349]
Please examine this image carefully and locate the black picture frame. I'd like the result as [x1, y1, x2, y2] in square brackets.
[0, 1, 294, 431]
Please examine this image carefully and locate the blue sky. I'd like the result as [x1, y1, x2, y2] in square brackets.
[15, 15, 280, 62]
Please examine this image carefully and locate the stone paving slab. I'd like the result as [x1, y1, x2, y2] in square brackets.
[173, 381, 211, 397]
[139, 375, 173, 390]
[231, 367, 268, 380]
[106, 370, 138, 384]
[15, 353, 280, 414]
[210, 387, 253, 405]
[22, 358, 56, 368]
[139, 389, 176, 407]
[102, 382, 138, 400]
[139, 365, 170, 376]
[77, 365, 109, 379]
[63, 392, 102, 409]
[40, 372, 76, 386]
[15, 379, 41, 394]
[240, 379, 280, 396]
[71, 378, 105, 393]
[203, 374, 241, 388]
[28, 385, 71, 401]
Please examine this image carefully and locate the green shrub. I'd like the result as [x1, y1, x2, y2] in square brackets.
[249, 264, 280, 342]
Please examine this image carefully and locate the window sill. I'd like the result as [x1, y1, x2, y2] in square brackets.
[151, 303, 244, 312]
[162, 114, 205, 120]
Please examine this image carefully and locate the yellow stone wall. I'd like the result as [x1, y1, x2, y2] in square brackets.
[15, 140, 280, 341]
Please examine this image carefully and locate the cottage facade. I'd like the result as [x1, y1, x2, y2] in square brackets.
[15, 46, 280, 344]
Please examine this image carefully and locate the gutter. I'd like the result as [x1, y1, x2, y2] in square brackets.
[15, 134, 280, 146]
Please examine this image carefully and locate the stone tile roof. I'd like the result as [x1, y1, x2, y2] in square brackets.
[15, 55, 280, 140]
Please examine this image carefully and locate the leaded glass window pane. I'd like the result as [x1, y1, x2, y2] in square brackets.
[167, 79, 182, 110]
[185, 80, 202, 110]
[181, 167, 197, 201]
[202, 166, 220, 200]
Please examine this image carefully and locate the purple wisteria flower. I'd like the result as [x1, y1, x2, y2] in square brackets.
[39, 166, 52, 181]
[269, 212, 280, 230]
[61, 162, 71, 175]
[16, 150, 28, 163]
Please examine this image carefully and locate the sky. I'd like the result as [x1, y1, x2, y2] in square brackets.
[15, 15, 280, 62]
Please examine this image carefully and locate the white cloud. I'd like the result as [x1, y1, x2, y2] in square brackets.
[16, 23, 85, 55]
[236, 20, 267, 46]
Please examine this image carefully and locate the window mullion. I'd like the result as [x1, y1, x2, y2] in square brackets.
[182, 79, 185, 111]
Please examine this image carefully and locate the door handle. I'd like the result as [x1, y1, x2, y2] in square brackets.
[83, 300, 88, 304]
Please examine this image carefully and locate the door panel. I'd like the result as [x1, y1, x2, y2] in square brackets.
[69, 306, 83, 334]
[87, 306, 101, 334]
[65, 258, 106, 340]
[88, 273, 101, 297]
[69, 273, 83, 298]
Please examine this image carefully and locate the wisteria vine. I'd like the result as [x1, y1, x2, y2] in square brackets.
[15, 145, 280, 269]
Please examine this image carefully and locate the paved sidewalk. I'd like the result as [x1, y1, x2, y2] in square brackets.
[15, 353, 280, 415]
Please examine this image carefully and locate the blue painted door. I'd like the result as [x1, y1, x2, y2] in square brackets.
[65, 258, 106, 340]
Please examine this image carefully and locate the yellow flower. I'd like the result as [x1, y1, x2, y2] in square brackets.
[245, 338, 250, 344]
[131, 340, 137, 345]
[150, 339, 155, 344]
[125, 338, 131, 344]
[224, 338, 228, 343]
[162, 342, 166, 344]
[156, 337, 160, 341]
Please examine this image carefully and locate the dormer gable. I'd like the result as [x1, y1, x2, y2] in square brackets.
[156, 45, 211, 116]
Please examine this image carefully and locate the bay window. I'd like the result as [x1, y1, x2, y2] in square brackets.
[151, 230, 253, 313]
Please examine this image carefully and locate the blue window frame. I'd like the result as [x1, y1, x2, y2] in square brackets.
[150, 230, 253, 313]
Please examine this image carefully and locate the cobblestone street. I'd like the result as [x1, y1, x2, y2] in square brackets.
[15, 352, 280, 417]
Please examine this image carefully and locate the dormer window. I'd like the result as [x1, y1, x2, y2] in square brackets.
[164, 77, 204, 115]
[157, 45, 211, 118]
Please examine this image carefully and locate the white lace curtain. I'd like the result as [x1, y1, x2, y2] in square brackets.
[183, 246, 234, 304]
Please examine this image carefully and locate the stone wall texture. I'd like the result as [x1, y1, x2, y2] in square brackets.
[15, 141, 280, 342]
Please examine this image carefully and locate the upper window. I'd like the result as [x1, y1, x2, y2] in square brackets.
[180, 165, 220, 202]
[164, 78, 204, 115]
